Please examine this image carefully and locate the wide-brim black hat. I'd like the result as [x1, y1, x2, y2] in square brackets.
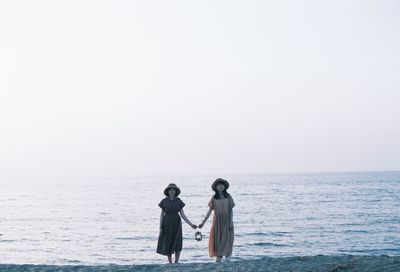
[211, 178, 230, 191]
[164, 183, 181, 196]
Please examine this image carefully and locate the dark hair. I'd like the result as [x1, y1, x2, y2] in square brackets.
[213, 189, 230, 199]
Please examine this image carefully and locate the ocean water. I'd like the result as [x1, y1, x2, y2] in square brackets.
[0, 171, 399, 265]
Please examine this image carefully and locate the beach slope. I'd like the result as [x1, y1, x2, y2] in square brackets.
[0, 255, 399, 272]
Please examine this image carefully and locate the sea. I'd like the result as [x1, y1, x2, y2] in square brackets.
[0, 171, 399, 266]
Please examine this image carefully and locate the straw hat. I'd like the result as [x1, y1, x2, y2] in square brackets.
[164, 183, 181, 196]
[211, 178, 230, 191]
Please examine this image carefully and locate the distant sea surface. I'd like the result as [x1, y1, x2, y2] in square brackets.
[1, 171, 399, 265]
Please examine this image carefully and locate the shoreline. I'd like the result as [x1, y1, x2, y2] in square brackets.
[0, 255, 399, 272]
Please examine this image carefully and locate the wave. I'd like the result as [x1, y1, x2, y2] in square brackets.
[236, 231, 290, 237]
[0, 255, 398, 272]
[251, 242, 291, 247]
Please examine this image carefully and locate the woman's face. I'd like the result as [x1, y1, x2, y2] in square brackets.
[216, 183, 225, 192]
[168, 188, 176, 197]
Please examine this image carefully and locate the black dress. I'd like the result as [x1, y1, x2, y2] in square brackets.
[157, 197, 185, 255]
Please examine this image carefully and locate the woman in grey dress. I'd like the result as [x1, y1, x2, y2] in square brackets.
[199, 178, 235, 262]
[157, 183, 196, 263]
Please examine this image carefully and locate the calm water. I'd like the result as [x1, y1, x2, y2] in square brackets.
[0, 172, 399, 265]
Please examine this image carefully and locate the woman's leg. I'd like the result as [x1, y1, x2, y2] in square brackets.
[167, 254, 172, 263]
[174, 251, 180, 263]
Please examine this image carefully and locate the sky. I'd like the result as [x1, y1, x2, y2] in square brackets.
[0, 0, 399, 178]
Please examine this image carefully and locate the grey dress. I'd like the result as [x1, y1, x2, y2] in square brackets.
[157, 197, 185, 255]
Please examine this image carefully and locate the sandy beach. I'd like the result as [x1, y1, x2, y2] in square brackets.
[1, 255, 399, 272]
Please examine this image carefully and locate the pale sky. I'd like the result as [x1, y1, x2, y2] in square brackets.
[1, 0, 399, 178]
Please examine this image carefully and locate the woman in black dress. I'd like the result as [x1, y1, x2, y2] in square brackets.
[157, 183, 196, 263]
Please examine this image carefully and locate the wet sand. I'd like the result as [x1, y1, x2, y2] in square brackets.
[0, 255, 399, 272]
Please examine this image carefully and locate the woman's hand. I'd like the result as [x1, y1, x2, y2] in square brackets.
[229, 222, 233, 231]
[159, 228, 163, 236]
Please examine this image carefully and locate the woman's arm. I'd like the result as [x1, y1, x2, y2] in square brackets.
[180, 209, 196, 229]
[198, 208, 212, 228]
[159, 209, 164, 235]
[229, 209, 234, 230]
